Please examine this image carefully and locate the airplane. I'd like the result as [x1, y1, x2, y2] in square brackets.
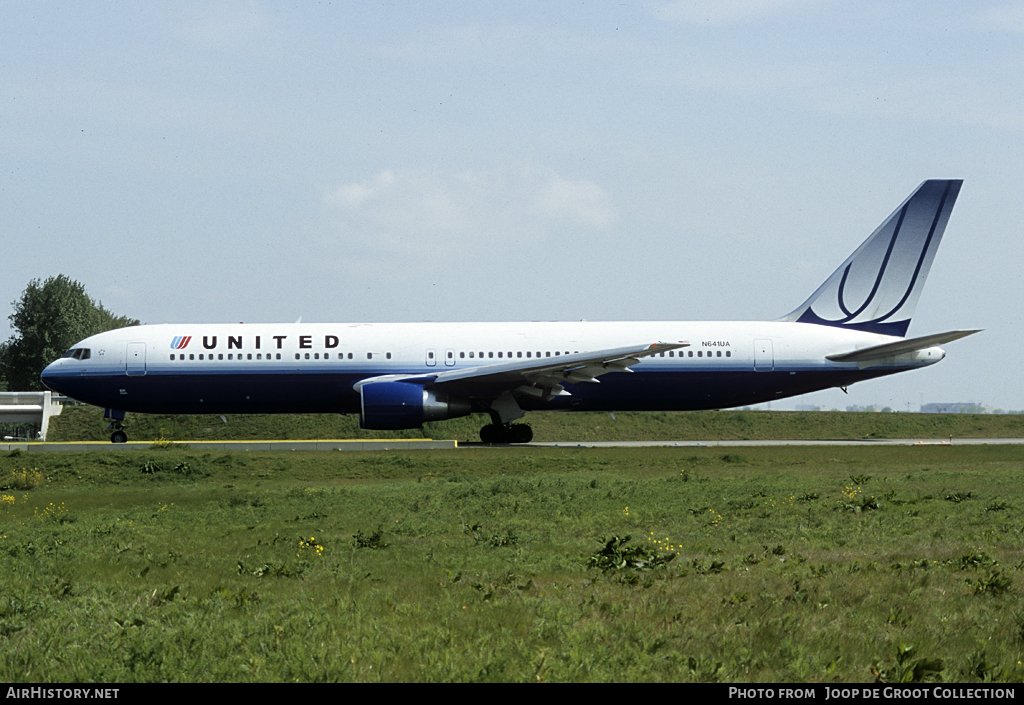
[41, 179, 978, 444]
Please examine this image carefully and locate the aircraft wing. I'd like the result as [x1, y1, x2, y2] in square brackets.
[826, 329, 980, 363]
[355, 341, 690, 401]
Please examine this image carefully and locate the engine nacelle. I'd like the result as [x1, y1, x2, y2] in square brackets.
[359, 381, 472, 430]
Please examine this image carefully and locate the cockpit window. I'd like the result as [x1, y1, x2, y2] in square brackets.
[61, 348, 91, 360]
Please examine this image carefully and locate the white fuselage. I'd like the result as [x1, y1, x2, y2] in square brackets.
[40, 320, 944, 418]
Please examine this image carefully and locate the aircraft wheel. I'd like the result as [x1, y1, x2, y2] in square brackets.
[110, 430, 128, 444]
[480, 424, 533, 444]
[480, 424, 502, 444]
[511, 424, 533, 443]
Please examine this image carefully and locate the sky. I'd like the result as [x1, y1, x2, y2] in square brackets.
[3, 1, 1022, 412]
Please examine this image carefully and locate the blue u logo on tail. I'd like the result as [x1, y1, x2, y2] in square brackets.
[779, 180, 962, 337]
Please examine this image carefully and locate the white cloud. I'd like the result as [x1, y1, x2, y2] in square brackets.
[534, 176, 619, 229]
[320, 168, 619, 266]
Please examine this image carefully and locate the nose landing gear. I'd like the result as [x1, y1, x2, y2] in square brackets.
[104, 408, 128, 443]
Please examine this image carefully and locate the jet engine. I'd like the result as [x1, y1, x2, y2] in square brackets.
[359, 381, 472, 430]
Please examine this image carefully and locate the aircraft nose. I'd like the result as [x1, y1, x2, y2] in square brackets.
[40, 359, 64, 391]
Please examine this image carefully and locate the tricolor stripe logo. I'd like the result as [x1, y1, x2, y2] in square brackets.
[170, 336, 192, 350]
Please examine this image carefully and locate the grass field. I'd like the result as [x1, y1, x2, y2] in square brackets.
[3, 443, 1024, 682]
[41, 405, 1024, 444]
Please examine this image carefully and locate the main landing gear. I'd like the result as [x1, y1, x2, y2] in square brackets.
[478, 392, 533, 443]
[110, 428, 128, 444]
[479, 423, 533, 444]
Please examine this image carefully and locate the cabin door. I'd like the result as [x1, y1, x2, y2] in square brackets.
[754, 339, 774, 372]
[126, 343, 147, 376]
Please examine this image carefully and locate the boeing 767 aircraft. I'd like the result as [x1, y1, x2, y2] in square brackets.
[41, 179, 978, 443]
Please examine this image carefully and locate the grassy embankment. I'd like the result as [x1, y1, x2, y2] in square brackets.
[3, 443, 1024, 681]
[44, 405, 1024, 443]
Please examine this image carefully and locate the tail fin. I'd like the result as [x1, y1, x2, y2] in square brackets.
[778, 179, 962, 337]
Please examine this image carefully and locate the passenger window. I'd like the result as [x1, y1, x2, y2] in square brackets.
[387, 352, 392, 359]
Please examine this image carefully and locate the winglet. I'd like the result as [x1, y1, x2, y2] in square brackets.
[779, 180, 962, 337]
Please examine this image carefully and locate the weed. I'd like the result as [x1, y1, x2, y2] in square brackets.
[952, 552, 996, 570]
[353, 525, 389, 550]
[870, 644, 944, 683]
[32, 501, 70, 524]
[945, 491, 975, 503]
[484, 529, 519, 548]
[1, 467, 45, 490]
[588, 535, 676, 572]
[297, 536, 325, 558]
[691, 559, 726, 575]
[969, 570, 1012, 596]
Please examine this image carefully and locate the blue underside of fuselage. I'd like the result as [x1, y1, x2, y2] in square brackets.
[44, 367, 899, 418]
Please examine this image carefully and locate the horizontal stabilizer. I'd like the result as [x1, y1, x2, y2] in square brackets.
[826, 330, 980, 363]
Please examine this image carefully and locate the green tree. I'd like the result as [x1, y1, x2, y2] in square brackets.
[0, 276, 139, 390]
